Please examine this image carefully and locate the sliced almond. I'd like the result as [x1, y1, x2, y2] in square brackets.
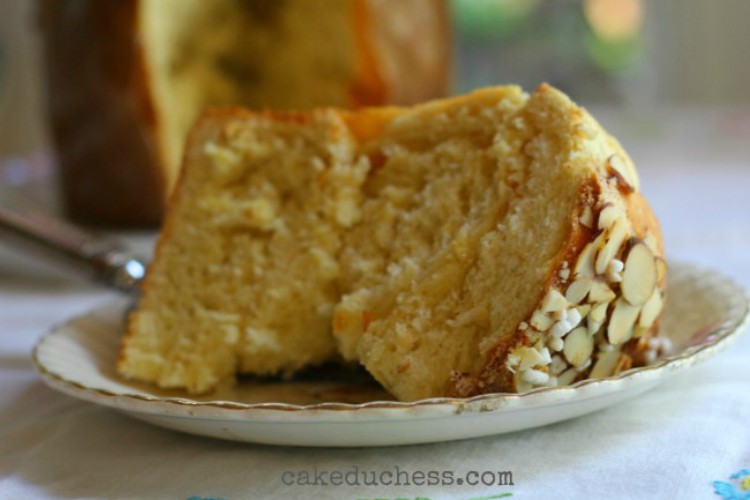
[589, 280, 616, 303]
[598, 341, 615, 352]
[606, 154, 638, 193]
[595, 219, 628, 275]
[576, 303, 592, 320]
[588, 317, 605, 336]
[607, 298, 640, 344]
[518, 347, 544, 370]
[589, 301, 609, 322]
[565, 278, 592, 305]
[563, 327, 594, 368]
[597, 205, 627, 231]
[575, 358, 592, 372]
[590, 349, 622, 378]
[540, 289, 569, 313]
[621, 241, 657, 306]
[530, 310, 554, 331]
[552, 308, 568, 321]
[588, 302, 608, 334]
[638, 289, 664, 329]
[574, 238, 600, 279]
[557, 368, 579, 386]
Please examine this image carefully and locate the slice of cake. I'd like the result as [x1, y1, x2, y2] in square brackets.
[119, 85, 667, 400]
[333, 85, 666, 400]
[118, 109, 370, 393]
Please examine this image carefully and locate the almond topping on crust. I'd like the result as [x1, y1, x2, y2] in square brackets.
[607, 298, 640, 344]
[530, 310, 554, 331]
[606, 154, 638, 193]
[518, 347, 545, 370]
[589, 301, 609, 322]
[574, 239, 598, 278]
[575, 304, 592, 320]
[563, 327, 594, 368]
[638, 288, 664, 329]
[565, 278, 592, 305]
[597, 205, 626, 231]
[621, 241, 657, 306]
[557, 368, 579, 386]
[590, 349, 622, 378]
[589, 280, 616, 303]
[595, 219, 628, 275]
[540, 289, 569, 313]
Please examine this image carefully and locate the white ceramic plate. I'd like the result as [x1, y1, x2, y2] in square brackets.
[33, 262, 748, 447]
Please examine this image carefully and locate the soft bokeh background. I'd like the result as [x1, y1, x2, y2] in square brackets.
[452, 0, 750, 105]
[2, 0, 750, 162]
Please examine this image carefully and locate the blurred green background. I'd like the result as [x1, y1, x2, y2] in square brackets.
[451, 0, 750, 105]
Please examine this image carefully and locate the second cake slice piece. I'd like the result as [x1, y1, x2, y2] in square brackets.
[334, 85, 664, 401]
[119, 109, 369, 392]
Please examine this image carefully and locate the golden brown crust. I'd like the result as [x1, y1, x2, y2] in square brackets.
[450, 176, 664, 397]
[453, 182, 600, 396]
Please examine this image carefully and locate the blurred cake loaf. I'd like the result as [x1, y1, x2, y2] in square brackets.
[39, 0, 451, 226]
[118, 84, 668, 400]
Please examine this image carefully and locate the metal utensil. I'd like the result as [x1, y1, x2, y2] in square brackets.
[0, 187, 145, 293]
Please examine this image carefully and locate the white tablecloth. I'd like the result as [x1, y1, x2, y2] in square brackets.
[1, 109, 749, 500]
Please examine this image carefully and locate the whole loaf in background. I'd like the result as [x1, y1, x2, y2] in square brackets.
[39, 0, 451, 227]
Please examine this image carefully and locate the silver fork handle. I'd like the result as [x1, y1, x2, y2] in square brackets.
[0, 187, 145, 293]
